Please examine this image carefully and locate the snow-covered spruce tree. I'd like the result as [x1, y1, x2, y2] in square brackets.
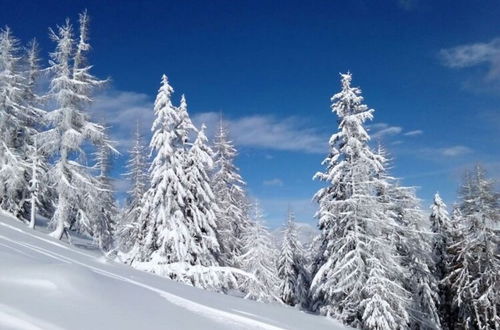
[131, 74, 195, 264]
[211, 118, 251, 266]
[310, 72, 409, 329]
[80, 140, 116, 251]
[40, 16, 107, 240]
[429, 192, 455, 328]
[0, 27, 31, 217]
[277, 209, 310, 307]
[444, 166, 499, 330]
[130, 76, 240, 290]
[20, 38, 45, 142]
[441, 206, 466, 329]
[391, 185, 441, 330]
[430, 193, 450, 279]
[184, 124, 220, 262]
[239, 202, 279, 302]
[118, 123, 149, 254]
[22, 39, 53, 220]
[435, 204, 461, 330]
[374, 144, 440, 330]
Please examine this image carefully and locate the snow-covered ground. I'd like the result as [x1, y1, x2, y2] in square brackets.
[0, 211, 345, 330]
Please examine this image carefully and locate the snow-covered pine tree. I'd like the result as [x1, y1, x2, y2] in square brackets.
[14, 40, 48, 222]
[212, 117, 250, 266]
[118, 123, 149, 254]
[131, 74, 194, 264]
[391, 185, 441, 330]
[239, 202, 279, 302]
[130, 76, 239, 290]
[184, 124, 220, 264]
[310, 72, 409, 329]
[20, 38, 45, 142]
[81, 140, 116, 251]
[0, 30, 48, 222]
[41, 16, 107, 240]
[444, 165, 499, 329]
[0, 27, 30, 217]
[441, 206, 466, 329]
[374, 143, 440, 329]
[430, 193, 450, 279]
[22, 39, 52, 220]
[277, 209, 310, 307]
[428, 192, 454, 329]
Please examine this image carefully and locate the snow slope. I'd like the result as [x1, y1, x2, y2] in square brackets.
[0, 212, 346, 330]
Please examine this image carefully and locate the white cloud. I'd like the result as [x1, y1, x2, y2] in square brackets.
[420, 145, 473, 158]
[89, 90, 154, 151]
[372, 126, 403, 139]
[440, 38, 500, 80]
[369, 122, 402, 139]
[263, 178, 284, 186]
[404, 129, 423, 136]
[369, 122, 423, 141]
[90, 90, 328, 154]
[440, 145, 473, 157]
[193, 112, 327, 154]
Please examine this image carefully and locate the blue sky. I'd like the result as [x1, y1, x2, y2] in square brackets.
[2, 0, 499, 227]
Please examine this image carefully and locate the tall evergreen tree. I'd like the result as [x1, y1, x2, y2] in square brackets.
[310, 73, 409, 329]
[41, 16, 107, 240]
[239, 202, 279, 302]
[82, 140, 116, 250]
[375, 145, 440, 329]
[132, 74, 193, 263]
[212, 118, 250, 266]
[441, 206, 465, 329]
[0, 27, 30, 217]
[430, 193, 451, 279]
[130, 76, 238, 290]
[444, 165, 499, 329]
[23, 39, 53, 220]
[429, 193, 455, 329]
[118, 123, 149, 254]
[184, 124, 221, 267]
[277, 209, 310, 307]
[392, 185, 441, 330]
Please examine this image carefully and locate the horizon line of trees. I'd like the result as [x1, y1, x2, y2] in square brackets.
[0, 11, 498, 330]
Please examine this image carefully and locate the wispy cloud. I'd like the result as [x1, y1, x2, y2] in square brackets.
[404, 129, 423, 136]
[440, 145, 473, 157]
[263, 178, 284, 186]
[90, 90, 327, 154]
[372, 126, 403, 139]
[89, 90, 154, 151]
[193, 112, 327, 154]
[419, 145, 473, 158]
[439, 38, 500, 81]
[368, 123, 422, 140]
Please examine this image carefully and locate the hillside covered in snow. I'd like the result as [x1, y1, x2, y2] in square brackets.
[0, 211, 346, 330]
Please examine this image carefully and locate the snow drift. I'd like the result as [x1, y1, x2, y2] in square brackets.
[0, 211, 346, 330]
